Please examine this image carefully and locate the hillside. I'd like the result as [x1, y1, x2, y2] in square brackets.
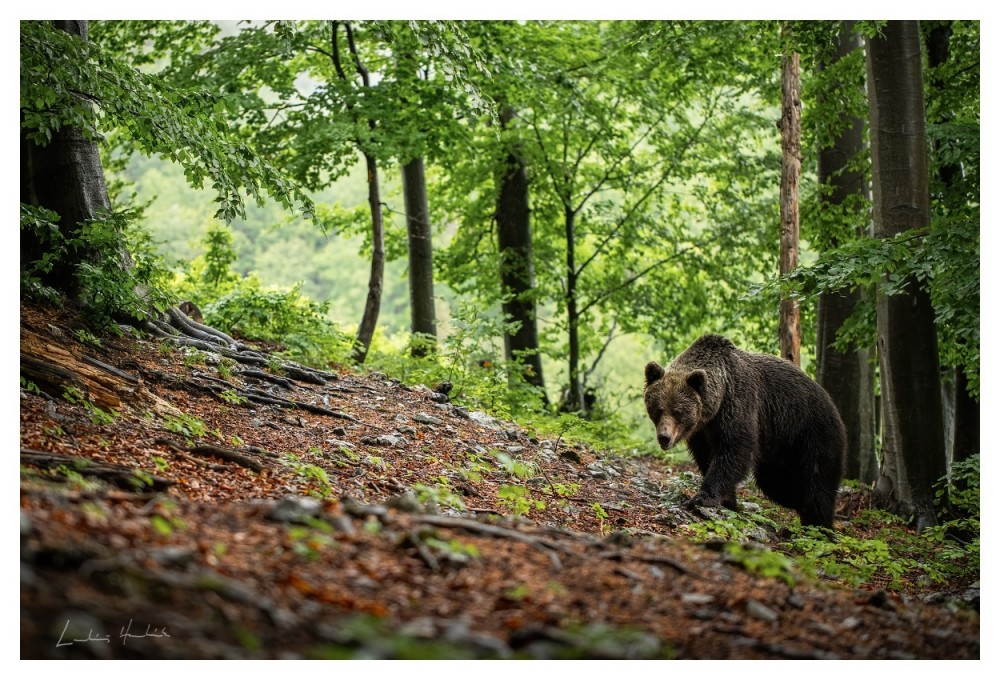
[19, 301, 979, 660]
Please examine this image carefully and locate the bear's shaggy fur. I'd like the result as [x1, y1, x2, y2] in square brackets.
[644, 334, 846, 528]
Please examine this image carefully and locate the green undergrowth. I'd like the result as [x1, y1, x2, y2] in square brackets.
[684, 456, 979, 599]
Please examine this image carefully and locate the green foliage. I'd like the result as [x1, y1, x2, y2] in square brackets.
[288, 517, 337, 561]
[163, 412, 207, 439]
[20, 203, 173, 327]
[22, 20, 314, 224]
[61, 386, 119, 425]
[497, 484, 545, 516]
[20, 377, 41, 396]
[412, 481, 466, 511]
[923, 454, 979, 571]
[282, 453, 334, 499]
[219, 389, 248, 406]
[722, 542, 797, 586]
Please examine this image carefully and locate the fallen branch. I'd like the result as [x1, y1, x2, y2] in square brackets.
[20, 448, 176, 492]
[154, 438, 265, 473]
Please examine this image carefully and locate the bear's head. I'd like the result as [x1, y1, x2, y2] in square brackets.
[643, 362, 709, 451]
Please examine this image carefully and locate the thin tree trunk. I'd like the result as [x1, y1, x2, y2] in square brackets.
[330, 21, 383, 365]
[20, 20, 127, 299]
[778, 49, 801, 366]
[866, 20, 946, 530]
[564, 205, 585, 415]
[402, 156, 437, 357]
[496, 106, 547, 403]
[815, 22, 878, 485]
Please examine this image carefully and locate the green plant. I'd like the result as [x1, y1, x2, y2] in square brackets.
[288, 517, 336, 560]
[282, 453, 334, 499]
[497, 484, 545, 517]
[164, 412, 207, 439]
[493, 451, 538, 481]
[722, 542, 798, 586]
[413, 481, 466, 511]
[21, 377, 41, 396]
[73, 328, 102, 347]
[219, 389, 248, 405]
[61, 386, 118, 425]
[592, 502, 610, 534]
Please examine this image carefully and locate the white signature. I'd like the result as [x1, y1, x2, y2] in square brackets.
[56, 619, 171, 647]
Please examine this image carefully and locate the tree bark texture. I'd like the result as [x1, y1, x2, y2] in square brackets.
[924, 20, 979, 464]
[496, 107, 547, 401]
[352, 152, 385, 364]
[866, 20, 946, 530]
[20, 20, 125, 298]
[815, 23, 878, 485]
[401, 156, 437, 356]
[778, 51, 801, 366]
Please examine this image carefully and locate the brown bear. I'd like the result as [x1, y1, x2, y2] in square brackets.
[643, 334, 846, 528]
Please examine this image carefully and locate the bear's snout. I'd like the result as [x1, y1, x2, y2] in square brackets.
[657, 433, 674, 450]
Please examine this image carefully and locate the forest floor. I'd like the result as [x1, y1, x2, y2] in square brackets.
[19, 300, 980, 661]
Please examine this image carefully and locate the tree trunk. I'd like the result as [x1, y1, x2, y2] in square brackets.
[564, 206, 585, 415]
[401, 156, 437, 357]
[924, 21, 979, 464]
[352, 152, 384, 364]
[20, 20, 126, 299]
[815, 22, 878, 485]
[778, 50, 801, 366]
[866, 20, 946, 530]
[496, 107, 547, 402]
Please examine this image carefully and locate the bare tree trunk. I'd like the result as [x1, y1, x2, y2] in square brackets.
[496, 106, 547, 403]
[564, 205, 585, 415]
[866, 20, 946, 530]
[330, 21, 383, 365]
[20, 20, 128, 300]
[778, 49, 801, 366]
[815, 22, 878, 485]
[924, 20, 979, 465]
[402, 156, 437, 357]
[353, 152, 384, 364]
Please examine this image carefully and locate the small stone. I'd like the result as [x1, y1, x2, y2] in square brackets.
[413, 412, 444, 426]
[330, 515, 355, 535]
[840, 616, 862, 630]
[682, 593, 715, 605]
[468, 411, 500, 429]
[386, 491, 424, 513]
[151, 546, 196, 567]
[361, 434, 407, 448]
[326, 439, 355, 450]
[745, 598, 779, 622]
[506, 445, 525, 455]
[267, 495, 323, 523]
[786, 592, 805, 610]
[332, 426, 348, 437]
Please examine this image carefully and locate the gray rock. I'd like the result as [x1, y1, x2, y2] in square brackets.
[361, 434, 407, 448]
[413, 412, 444, 426]
[325, 439, 355, 449]
[745, 598, 779, 622]
[682, 593, 716, 605]
[267, 495, 323, 523]
[386, 491, 424, 513]
[468, 411, 500, 429]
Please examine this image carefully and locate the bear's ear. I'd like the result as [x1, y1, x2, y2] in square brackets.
[687, 369, 707, 394]
[645, 361, 665, 387]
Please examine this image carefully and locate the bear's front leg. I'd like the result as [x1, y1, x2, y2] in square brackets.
[687, 428, 752, 513]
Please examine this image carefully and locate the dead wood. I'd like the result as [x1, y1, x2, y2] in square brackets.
[154, 438, 265, 473]
[21, 448, 176, 491]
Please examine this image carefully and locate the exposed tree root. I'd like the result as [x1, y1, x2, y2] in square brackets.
[21, 448, 176, 491]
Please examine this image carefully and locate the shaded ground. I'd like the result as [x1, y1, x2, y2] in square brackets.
[19, 302, 980, 660]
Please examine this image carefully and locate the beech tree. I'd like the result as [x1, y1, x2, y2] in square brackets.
[811, 22, 878, 484]
[866, 20, 946, 530]
[20, 20, 311, 322]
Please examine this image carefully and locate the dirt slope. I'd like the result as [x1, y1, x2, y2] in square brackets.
[19, 302, 979, 660]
